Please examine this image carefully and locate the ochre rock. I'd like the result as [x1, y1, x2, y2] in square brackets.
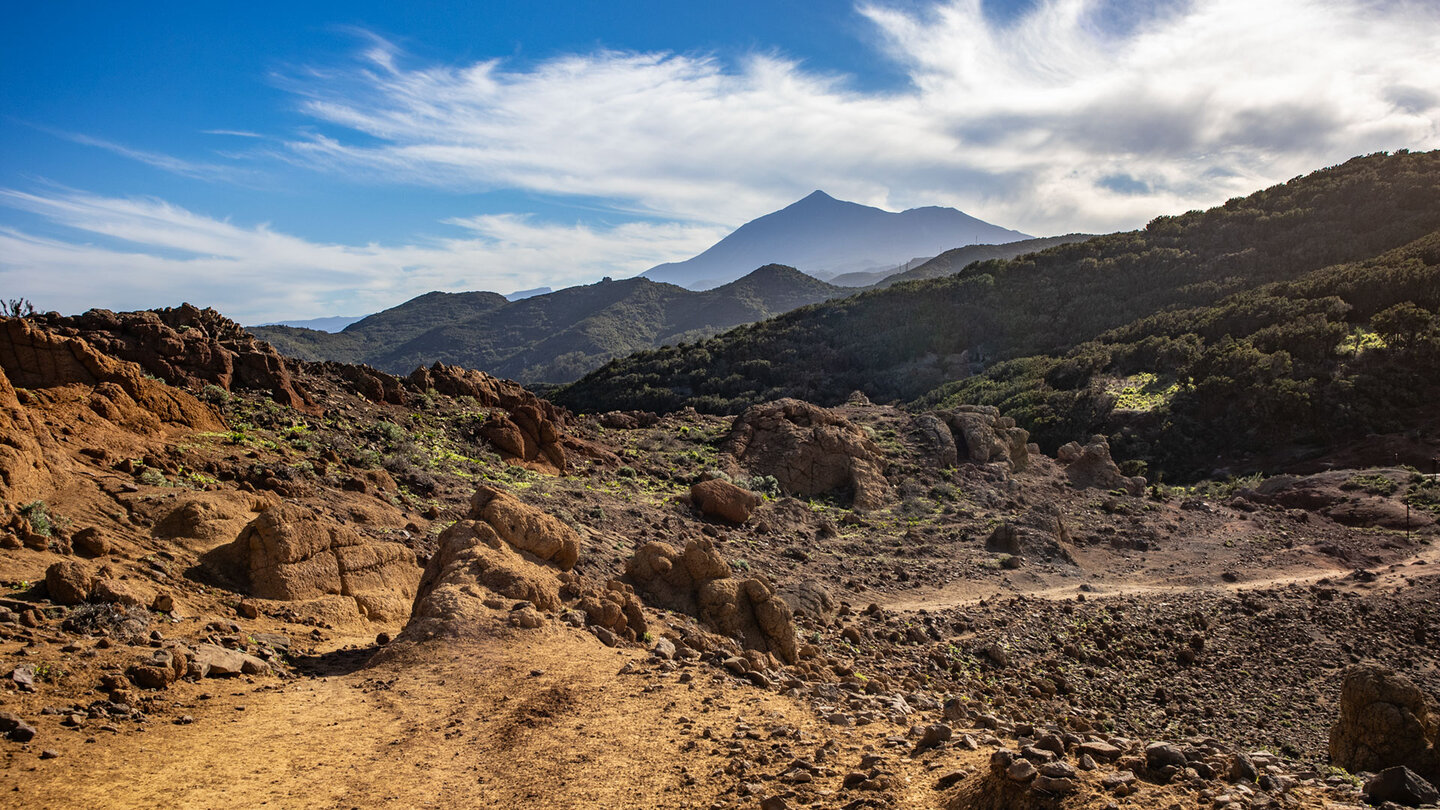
[1330, 663, 1440, 780]
[626, 538, 798, 664]
[690, 479, 761, 524]
[469, 486, 580, 570]
[723, 398, 889, 511]
[220, 503, 419, 622]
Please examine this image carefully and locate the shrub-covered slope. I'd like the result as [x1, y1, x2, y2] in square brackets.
[254, 266, 846, 385]
[556, 151, 1440, 473]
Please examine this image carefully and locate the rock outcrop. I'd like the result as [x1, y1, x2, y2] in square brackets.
[31, 305, 319, 414]
[394, 485, 642, 645]
[0, 316, 222, 433]
[626, 538, 798, 664]
[939, 405, 1030, 471]
[1057, 435, 1146, 495]
[215, 503, 420, 622]
[1330, 663, 1440, 780]
[690, 479, 762, 524]
[468, 486, 580, 570]
[723, 398, 889, 511]
[0, 362, 55, 502]
[409, 363, 569, 473]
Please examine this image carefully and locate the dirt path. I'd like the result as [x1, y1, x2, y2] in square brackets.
[7, 625, 945, 810]
[873, 540, 1440, 613]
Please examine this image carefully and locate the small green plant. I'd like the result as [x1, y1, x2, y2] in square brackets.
[731, 558, 751, 573]
[18, 501, 51, 537]
[32, 662, 66, 683]
[200, 383, 230, 404]
[641, 631, 655, 644]
[137, 467, 170, 487]
[1343, 472, 1399, 496]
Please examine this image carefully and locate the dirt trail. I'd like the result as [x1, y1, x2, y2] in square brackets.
[6, 626, 901, 810]
[874, 540, 1440, 613]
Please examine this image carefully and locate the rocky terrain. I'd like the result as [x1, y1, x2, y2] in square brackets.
[1, 306, 1438, 809]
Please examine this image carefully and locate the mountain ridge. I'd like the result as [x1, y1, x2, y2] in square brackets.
[250, 264, 846, 385]
[641, 190, 1029, 289]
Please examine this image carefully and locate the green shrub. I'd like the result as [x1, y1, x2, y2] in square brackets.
[18, 501, 51, 537]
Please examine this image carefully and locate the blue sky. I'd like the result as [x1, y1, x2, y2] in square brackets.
[3, 0, 1438, 322]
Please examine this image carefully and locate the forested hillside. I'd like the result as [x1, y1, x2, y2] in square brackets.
[557, 150, 1440, 477]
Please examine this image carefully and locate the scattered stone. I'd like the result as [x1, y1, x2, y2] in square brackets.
[1364, 766, 1439, 807]
[1007, 758, 1038, 783]
[0, 712, 37, 742]
[918, 723, 952, 751]
[1146, 741, 1187, 769]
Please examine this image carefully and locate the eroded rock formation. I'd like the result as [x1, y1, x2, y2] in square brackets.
[626, 538, 798, 664]
[1330, 663, 1440, 780]
[1057, 435, 1146, 495]
[723, 398, 889, 510]
[215, 503, 420, 622]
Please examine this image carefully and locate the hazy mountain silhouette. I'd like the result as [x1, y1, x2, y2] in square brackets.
[641, 191, 1029, 289]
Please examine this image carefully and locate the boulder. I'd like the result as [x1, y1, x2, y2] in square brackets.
[570, 577, 649, 642]
[190, 643, 267, 678]
[776, 580, 836, 623]
[396, 520, 563, 643]
[626, 538, 798, 664]
[1364, 766, 1439, 807]
[71, 527, 110, 557]
[1058, 435, 1145, 495]
[940, 405, 1030, 472]
[723, 398, 890, 510]
[1330, 663, 1440, 779]
[127, 646, 189, 690]
[985, 524, 1022, 555]
[912, 414, 958, 468]
[44, 561, 93, 605]
[690, 479, 762, 524]
[390, 487, 598, 646]
[217, 503, 419, 622]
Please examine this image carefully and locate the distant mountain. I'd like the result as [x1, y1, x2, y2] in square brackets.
[642, 190, 1029, 289]
[506, 286, 552, 301]
[874, 234, 1092, 288]
[250, 265, 846, 385]
[253, 314, 364, 332]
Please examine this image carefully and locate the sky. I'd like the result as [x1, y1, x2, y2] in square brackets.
[2, 0, 1438, 324]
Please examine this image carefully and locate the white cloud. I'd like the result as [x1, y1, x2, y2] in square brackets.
[6, 0, 1439, 323]
[0, 189, 725, 323]
[278, 0, 1440, 234]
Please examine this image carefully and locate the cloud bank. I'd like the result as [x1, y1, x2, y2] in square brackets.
[0, 189, 725, 323]
[281, 0, 1440, 230]
[4, 0, 1438, 321]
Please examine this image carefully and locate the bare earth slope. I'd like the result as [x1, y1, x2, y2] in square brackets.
[1, 309, 1436, 809]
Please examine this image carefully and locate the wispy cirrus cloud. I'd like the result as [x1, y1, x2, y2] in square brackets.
[277, 0, 1440, 234]
[52, 131, 255, 185]
[0, 188, 725, 323]
[201, 129, 265, 138]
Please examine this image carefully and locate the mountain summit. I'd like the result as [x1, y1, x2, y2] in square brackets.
[642, 191, 1030, 289]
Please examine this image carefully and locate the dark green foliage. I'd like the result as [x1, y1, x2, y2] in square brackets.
[558, 151, 1440, 480]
